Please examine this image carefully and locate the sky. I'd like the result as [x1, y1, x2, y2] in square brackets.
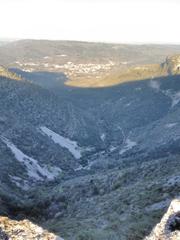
[0, 0, 180, 44]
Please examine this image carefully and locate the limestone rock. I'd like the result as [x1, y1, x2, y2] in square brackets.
[145, 199, 180, 240]
[163, 55, 180, 75]
[0, 216, 63, 240]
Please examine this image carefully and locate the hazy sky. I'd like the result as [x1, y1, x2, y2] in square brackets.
[1, 0, 180, 43]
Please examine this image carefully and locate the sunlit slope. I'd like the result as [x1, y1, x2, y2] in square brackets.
[65, 63, 165, 87]
[0, 66, 21, 80]
[66, 55, 180, 88]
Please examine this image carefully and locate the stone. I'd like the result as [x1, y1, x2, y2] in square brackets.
[145, 199, 180, 240]
[0, 216, 63, 240]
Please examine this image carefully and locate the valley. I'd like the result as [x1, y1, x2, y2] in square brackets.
[0, 40, 180, 239]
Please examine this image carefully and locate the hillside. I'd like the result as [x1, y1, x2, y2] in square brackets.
[65, 55, 180, 87]
[0, 74, 180, 239]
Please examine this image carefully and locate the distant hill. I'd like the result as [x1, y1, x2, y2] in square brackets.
[1, 40, 180, 88]
[2, 40, 180, 66]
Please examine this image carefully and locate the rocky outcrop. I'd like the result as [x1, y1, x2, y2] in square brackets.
[0, 66, 21, 80]
[145, 199, 180, 240]
[0, 216, 63, 240]
[163, 55, 180, 75]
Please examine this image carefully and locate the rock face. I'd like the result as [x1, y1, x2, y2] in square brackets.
[163, 55, 180, 75]
[0, 216, 62, 240]
[145, 199, 180, 240]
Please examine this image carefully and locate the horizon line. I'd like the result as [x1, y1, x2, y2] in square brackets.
[1, 37, 180, 45]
